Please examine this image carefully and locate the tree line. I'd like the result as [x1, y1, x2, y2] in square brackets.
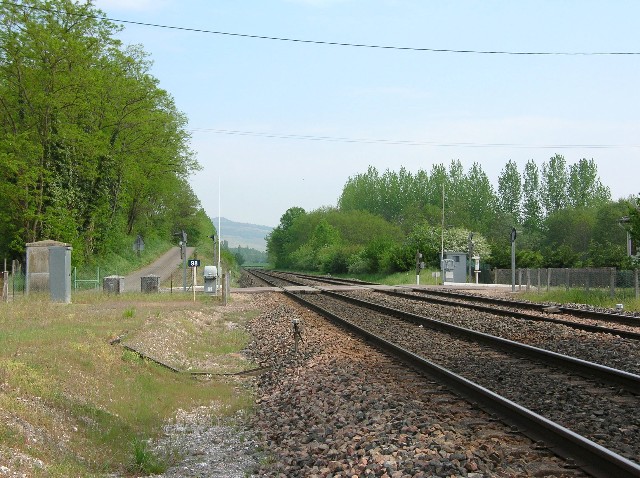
[267, 155, 638, 274]
[0, 0, 205, 263]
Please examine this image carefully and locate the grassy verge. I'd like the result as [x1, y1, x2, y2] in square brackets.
[283, 269, 442, 286]
[0, 291, 257, 476]
[351, 269, 441, 286]
[520, 288, 640, 311]
[284, 268, 640, 311]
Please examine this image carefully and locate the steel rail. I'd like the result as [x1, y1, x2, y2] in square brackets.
[406, 287, 640, 328]
[247, 269, 299, 287]
[280, 271, 640, 329]
[381, 288, 640, 341]
[283, 289, 640, 478]
[319, 289, 640, 394]
[255, 270, 640, 340]
[251, 270, 640, 389]
[285, 271, 377, 286]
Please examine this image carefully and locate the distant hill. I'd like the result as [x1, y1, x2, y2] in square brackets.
[213, 217, 272, 252]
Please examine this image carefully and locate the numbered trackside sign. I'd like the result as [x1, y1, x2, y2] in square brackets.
[189, 259, 201, 267]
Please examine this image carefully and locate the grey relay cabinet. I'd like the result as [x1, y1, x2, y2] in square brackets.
[442, 252, 467, 283]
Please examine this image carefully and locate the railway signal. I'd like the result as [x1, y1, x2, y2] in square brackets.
[415, 251, 425, 285]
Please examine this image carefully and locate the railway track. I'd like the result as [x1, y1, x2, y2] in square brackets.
[270, 270, 640, 341]
[244, 269, 640, 477]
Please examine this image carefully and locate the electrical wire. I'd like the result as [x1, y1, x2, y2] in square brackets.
[1, 0, 639, 56]
[189, 128, 640, 149]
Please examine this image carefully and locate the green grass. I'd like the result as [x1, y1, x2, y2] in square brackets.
[359, 269, 441, 286]
[130, 437, 167, 474]
[521, 288, 640, 311]
[318, 268, 441, 286]
[284, 268, 640, 311]
[0, 292, 258, 476]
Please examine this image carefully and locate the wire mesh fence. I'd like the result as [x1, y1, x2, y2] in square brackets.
[2, 260, 26, 301]
[494, 267, 640, 298]
[1, 248, 212, 301]
[73, 263, 198, 293]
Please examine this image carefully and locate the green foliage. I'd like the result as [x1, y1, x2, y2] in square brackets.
[399, 224, 491, 269]
[629, 195, 640, 256]
[568, 158, 611, 209]
[130, 438, 167, 475]
[497, 160, 522, 224]
[318, 244, 358, 274]
[517, 249, 545, 268]
[330, 157, 619, 271]
[543, 207, 596, 266]
[0, 0, 201, 263]
[542, 154, 569, 214]
[228, 246, 267, 264]
[267, 206, 404, 273]
[522, 159, 544, 234]
[266, 207, 307, 268]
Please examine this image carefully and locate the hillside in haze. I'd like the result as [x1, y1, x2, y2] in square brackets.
[214, 217, 272, 252]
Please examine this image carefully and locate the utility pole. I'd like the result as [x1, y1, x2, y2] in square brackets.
[467, 232, 474, 283]
[440, 183, 445, 285]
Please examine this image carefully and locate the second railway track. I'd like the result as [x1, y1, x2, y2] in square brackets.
[245, 269, 640, 477]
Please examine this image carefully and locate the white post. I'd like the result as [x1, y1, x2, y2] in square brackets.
[193, 265, 197, 302]
[440, 183, 445, 285]
[217, 177, 221, 295]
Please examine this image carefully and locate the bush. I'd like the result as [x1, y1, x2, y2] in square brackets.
[348, 250, 372, 274]
[319, 244, 360, 274]
[290, 244, 320, 271]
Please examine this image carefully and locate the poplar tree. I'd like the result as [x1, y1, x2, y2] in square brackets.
[541, 154, 569, 214]
[497, 160, 522, 225]
[568, 158, 611, 208]
[522, 160, 543, 233]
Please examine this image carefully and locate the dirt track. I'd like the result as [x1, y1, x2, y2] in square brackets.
[123, 246, 195, 292]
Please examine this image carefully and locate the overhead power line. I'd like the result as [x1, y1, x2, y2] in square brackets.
[189, 128, 640, 149]
[102, 20, 640, 56]
[1, 0, 639, 56]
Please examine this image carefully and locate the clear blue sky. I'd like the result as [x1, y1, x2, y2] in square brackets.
[94, 0, 639, 228]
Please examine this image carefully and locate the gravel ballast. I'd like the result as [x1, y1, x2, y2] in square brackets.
[244, 293, 586, 477]
[136, 290, 600, 477]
